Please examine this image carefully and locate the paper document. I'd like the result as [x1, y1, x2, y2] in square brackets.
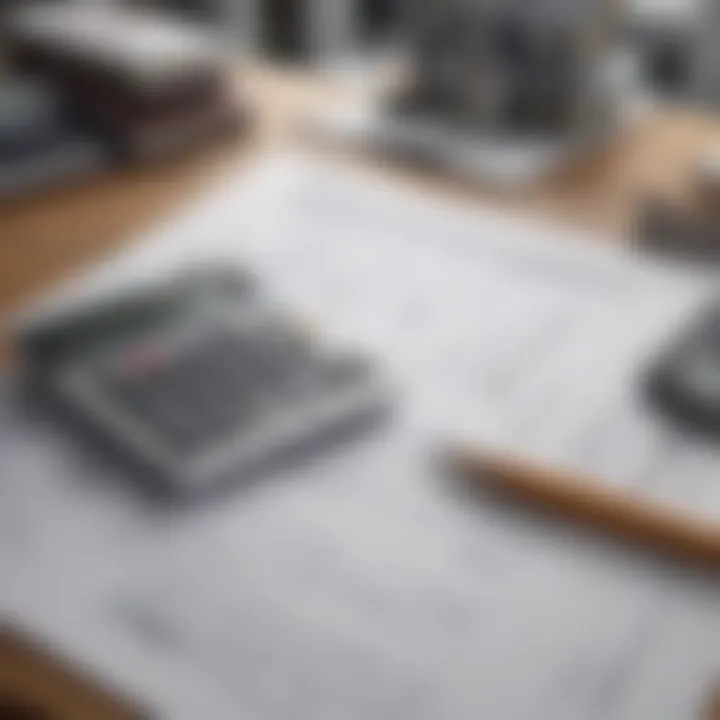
[1, 155, 719, 720]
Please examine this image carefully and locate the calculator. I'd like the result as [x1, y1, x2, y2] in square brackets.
[17, 266, 391, 495]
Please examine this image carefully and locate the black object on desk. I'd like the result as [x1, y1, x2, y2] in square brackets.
[638, 197, 720, 263]
[646, 303, 720, 436]
[16, 267, 391, 496]
[0, 78, 108, 198]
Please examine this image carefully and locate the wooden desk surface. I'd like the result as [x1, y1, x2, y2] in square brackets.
[1, 62, 719, 719]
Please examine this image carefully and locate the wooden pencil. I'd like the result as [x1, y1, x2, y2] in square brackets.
[448, 443, 720, 568]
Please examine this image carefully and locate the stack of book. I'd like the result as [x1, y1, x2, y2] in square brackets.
[6, 2, 247, 161]
[0, 77, 107, 198]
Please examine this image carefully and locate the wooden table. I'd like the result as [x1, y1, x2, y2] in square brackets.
[1, 62, 719, 719]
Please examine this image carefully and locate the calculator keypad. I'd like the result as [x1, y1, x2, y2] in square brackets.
[96, 322, 374, 455]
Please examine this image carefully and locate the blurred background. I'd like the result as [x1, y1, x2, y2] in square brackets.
[106, 0, 711, 102]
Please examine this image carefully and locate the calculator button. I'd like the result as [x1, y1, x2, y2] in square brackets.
[118, 344, 169, 380]
[91, 321, 382, 463]
[318, 356, 370, 388]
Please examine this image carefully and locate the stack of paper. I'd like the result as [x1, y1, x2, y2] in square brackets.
[2, 155, 719, 720]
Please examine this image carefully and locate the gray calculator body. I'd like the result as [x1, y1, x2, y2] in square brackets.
[16, 268, 391, 495]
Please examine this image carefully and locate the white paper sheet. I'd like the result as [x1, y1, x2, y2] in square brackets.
[1, 154, 719, 719]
